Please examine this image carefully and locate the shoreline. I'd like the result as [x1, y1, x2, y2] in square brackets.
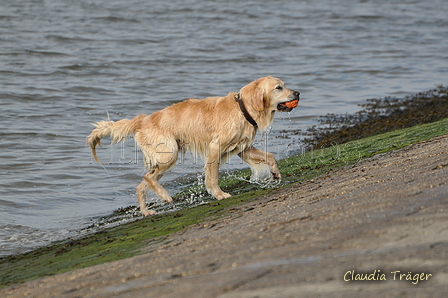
[1, 126, 447, 297]
[1, 118, 448, 294]
[2, 84, 446, 259]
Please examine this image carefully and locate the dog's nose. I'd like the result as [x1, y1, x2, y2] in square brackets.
[293, 91, 300, 98]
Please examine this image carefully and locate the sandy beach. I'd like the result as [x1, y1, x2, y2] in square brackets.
[2, 134, 447, 297]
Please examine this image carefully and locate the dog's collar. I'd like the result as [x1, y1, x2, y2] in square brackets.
[234, 93, 258, 128]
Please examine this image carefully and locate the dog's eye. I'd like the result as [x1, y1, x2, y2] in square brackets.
[275, 85, 283, 90]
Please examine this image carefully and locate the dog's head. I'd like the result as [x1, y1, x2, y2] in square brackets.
[239, 76, 300, 113]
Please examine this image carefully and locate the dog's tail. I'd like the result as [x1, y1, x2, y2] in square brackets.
[87, 117, 140, 165]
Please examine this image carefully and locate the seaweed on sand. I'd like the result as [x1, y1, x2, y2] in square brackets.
[301, 85, 448, 149]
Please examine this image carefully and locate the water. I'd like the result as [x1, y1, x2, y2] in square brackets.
[1, 0, 447, 256]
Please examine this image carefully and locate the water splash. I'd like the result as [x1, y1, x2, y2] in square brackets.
[261, 125, 272, 139]
[224, 170, 282, 189]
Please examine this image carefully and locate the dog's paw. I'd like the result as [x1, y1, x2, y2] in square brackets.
[215, 192, 231, 200]
[271, 170, 281, 181]
[162, 196, 174, 204]
[142, 209, 157, 217]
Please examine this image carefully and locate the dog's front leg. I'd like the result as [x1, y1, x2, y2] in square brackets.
[238, 146, 281, 181]
[204, 143, 231, 200]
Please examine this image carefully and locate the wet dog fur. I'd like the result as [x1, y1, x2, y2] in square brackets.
[87, 76, 300, 216]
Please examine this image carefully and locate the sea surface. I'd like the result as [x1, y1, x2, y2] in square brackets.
[1, 0, 447, 256]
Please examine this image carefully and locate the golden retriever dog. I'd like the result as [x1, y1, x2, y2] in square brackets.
[87, 76, 300, 216]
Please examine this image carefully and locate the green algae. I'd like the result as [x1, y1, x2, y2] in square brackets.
[300, 84, 448, 149]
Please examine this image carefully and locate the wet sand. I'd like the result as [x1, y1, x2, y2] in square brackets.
[2, 135, 447, 298]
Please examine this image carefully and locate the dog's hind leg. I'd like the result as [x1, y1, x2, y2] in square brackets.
[136, 180, 157, 217]
[136, 138, 178, 216]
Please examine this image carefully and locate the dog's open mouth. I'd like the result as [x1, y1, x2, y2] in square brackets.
[277, 99, 299, 112]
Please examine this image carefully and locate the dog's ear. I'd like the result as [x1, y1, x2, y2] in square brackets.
[240, 80, 265, 111]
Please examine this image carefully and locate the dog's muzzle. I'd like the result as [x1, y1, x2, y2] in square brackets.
[277, 91, 300, 112]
